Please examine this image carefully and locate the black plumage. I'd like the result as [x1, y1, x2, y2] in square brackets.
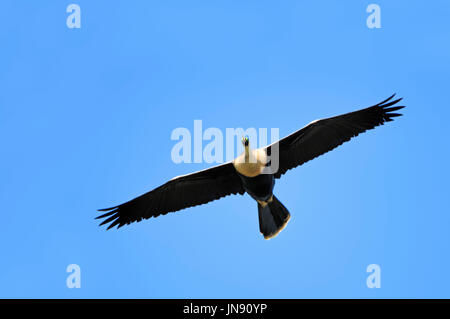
[265, 94, 404, 178]
[97, 163, 244, 230]
[97, 94, 405, 239]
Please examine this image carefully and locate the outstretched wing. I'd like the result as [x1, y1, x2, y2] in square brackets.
[266, 94, 405, 178]
[97, 162, 244, 229]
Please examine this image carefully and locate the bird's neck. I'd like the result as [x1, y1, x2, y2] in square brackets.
[244, 146, 250, 162]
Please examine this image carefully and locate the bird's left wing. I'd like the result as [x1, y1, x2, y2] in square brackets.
[265, 94, 405, 178]
[96, 162, 245, 229]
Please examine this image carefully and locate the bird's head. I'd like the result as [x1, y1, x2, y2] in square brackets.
[241, 135, 249, 148]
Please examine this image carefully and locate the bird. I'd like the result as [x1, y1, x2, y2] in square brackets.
[97, 94, 404, 239]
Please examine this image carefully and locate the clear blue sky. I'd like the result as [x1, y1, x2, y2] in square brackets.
[1, 1, 449, 298]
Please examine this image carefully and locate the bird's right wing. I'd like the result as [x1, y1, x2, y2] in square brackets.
[97, 162, 245, 229]
[265, 94, 405, 178]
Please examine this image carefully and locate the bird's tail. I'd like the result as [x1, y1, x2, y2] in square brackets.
[258, 195, 291, 239]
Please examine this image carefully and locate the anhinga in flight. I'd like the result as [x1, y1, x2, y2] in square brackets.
[97, 94, 404, 239]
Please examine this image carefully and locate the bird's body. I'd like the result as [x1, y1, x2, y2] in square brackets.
[233, 147, 267, 177]
[97, 94, 405, 239]
[237, 171, 274, 203]
[233, 147, 274, 201]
